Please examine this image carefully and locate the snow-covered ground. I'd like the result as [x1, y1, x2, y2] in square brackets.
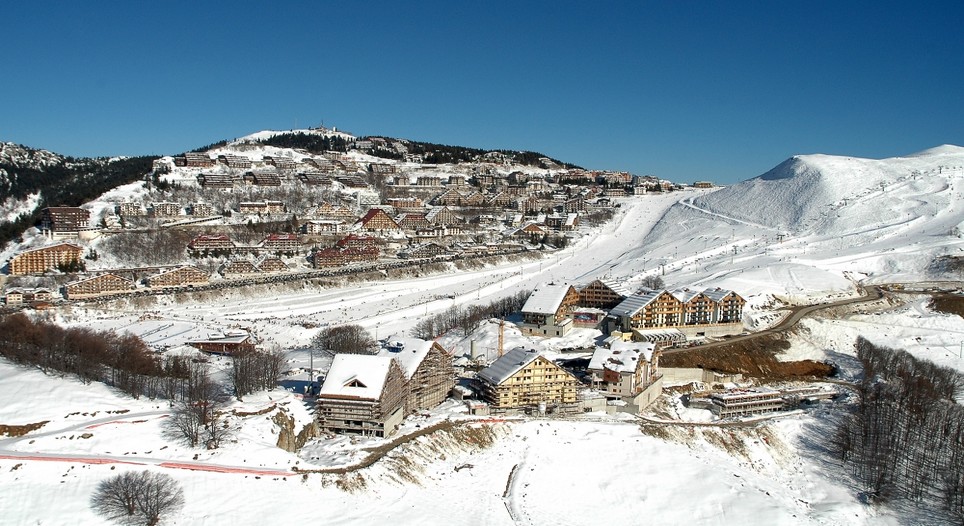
[2, 145, 964, 524]
[0, 357, 892, 525]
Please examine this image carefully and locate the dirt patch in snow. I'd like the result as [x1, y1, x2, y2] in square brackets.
[0, 421, 49, 437]
[930, 293, 964, 319]
[662, 334, 834, 379]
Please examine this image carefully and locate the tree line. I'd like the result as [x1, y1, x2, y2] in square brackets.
[0, 154, 158, 247]
[411, 290, 531, 340]
[0, 314, 284, 450]
[0, 313, 171, 398]
[834, 337, 964, 518]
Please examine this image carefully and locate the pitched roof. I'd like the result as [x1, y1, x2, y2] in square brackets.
[704, 287, 740, 302]
[582, 279, 633, 298]
[377, 337, 438, 380]
[588, 341, 655, 374]
[610, 290, 665, 317]
[477, 347, 543, 386]
[521, 283, 574, 315]
[319, 354, 394, 401]
[670, 288, 702, 303]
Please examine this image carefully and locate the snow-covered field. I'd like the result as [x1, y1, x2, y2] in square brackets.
[2, 145, 964, 524]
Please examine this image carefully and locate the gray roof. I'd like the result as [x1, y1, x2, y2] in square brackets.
[704, 287, 740, 302]
[610, 290, 664, 317]
[477, 347, 542, 385]
[670, 288, 702, 303]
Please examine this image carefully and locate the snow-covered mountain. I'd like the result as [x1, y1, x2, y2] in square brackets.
[692, 144, 964, 235]
[611, 145, 964, 298]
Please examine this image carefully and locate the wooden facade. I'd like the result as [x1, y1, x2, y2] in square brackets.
[9, 243, 83, 275]
[578, 279, 632, 309]
[357, 208, 400, 233]
[146, 266, 209, 288]
[611, 288, 746, 331]
[316, 356, 408, 437]
[477, 349, 579, 411]
[65, 273, 135, 299]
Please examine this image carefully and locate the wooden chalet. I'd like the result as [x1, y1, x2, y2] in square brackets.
[263, 156, 299, 170]
[704, 288, 746, 323]
[184, 152, 215, 167]
[378, 338, 454, 414]
[609, 287, 746, 334]
[188, 234, 236, 252]
[579, 279, 633, 309]
[386, 197, 423, 211]
[335, 175, 369, 188]
[477, 348, 579, 412]
[588, 341, 661, 402]
[336, 233, 378, 250]
[4, 287, 53, 305]
[315, 202, 356, 221]
[260, 233, 301, 253]
[316, 355, 408, 437]
[217, 154, 252, 169]
[520, 283, 580, 337]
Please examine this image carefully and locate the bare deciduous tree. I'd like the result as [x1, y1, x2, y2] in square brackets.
[640, 275, 665, 290]
[311, 325, 377, 355]
[164, 364, 233, 449]
[91, 470, 184, 526]
[230, 347, 286, 399]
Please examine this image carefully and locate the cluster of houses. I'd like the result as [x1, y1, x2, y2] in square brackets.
[310, 279, 744, 439]
[517, 279, 747, 342]
[312, 335, 665, 438]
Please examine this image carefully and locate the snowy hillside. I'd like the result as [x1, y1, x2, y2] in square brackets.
[692, 145, 964, 235]
[3, 139, 963, 524]
[617, 146, 964, 299]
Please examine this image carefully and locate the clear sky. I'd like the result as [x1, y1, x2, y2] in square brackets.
[2, 1, 962, 184]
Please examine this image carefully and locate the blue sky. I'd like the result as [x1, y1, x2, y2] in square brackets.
[2, 1, 962, 184]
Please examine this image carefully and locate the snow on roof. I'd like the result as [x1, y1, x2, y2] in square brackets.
[610, 290, 663, 317]
[378, 337, 435, 380]
[522, 283, 574, 315]
[670, 288, 702, 303]
[588, 341, 654, 373]
[477, 347, 543, 385]
[188, 333, 250, 345]
[319, 354, 394, 401]
[583, 278, 633, 297]
[703, 287, 739, 302]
